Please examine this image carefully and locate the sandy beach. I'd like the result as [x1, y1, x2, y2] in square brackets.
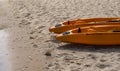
[0, 0, 120, 71]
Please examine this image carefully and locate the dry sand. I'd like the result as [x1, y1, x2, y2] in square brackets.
[0, 0, 120, 71]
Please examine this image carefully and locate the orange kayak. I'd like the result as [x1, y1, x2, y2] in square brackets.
[49, 18, 120, 34]
[56, 25, 120, 45]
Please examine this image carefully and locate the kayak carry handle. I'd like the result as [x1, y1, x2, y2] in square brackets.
[68, 21, 70, 25]
[78, 28, 81, 33]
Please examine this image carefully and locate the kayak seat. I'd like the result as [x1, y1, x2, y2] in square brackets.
[55, 23, 61, 27]
[112, 30, 120, 32]
[63, 31, 70, 35]
[108, 20, 120, 22]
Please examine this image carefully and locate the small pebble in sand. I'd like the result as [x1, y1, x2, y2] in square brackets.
[72, 51, 76, 53]
[29, 36, 34, 39]
[38, 30, 42, 33]
[70, 61, 75, 63]
[76, 63, 81, 65]
[16, 16, 20, 18]
[28, 56, 33, 60]
[25, 66, 28, 68]
[45, 51, 52, 56]
[48, 64, 53, 67]
[33, 44, 38, 48]
[84, 64, 91, 67]
[23, 13, 31, 17]
[87, 54, 97, 60]
[100, 59, 106, 62]
[30, 31, 35, 34]
[64, 56, 72, 61]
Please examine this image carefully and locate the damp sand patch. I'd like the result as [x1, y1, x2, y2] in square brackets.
[0, 29, 11, 71]
[0, 25, 7, 30]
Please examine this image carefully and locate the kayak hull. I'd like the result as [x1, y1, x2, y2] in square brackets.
[56, 33, 120, 45]
[56, 25, 120, 45]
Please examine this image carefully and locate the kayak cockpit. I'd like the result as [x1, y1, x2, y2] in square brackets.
[71, 25, 120, 34]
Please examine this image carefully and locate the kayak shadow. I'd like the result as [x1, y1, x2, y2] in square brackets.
[57, 43, 120, 53]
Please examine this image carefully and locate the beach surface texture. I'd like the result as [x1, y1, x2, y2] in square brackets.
[0, 0, 120, 71]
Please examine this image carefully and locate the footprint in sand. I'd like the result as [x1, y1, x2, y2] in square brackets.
[19, 19, 31, 25]
[96, 63, 111, 69]
[22, 12, 31, 18]
[87, 53, 97, 60]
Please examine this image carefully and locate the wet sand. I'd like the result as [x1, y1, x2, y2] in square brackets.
[1, 0, 120, 71]
[0, 30, 11, 71]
